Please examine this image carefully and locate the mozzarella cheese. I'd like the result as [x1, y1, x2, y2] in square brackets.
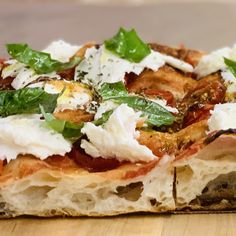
[29, 80, 92, 112]
[75, 45, 193, 87]
[194, 44, 236, 78]
[80, 104, 156, 163]
[43, 40, 80, 63]
[194, 47, 231, 78]
[0, 115, 71, 162]
[208, 103, 236, 132]
[1, 62, 25, 79]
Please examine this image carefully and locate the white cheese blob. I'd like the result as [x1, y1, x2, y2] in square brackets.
[208, 103, 236, 132]
[80, 104, 156, 163]
[194, 44, 236, 78]
[75, 45, 193, 87]
[162, 54, 193, 73]
[29, 80, 92, 112]
[1, 62, 25, 79]
[0, 115, 71, 162]
[43, 40, 80, 63]
[194, 47, 231, 78]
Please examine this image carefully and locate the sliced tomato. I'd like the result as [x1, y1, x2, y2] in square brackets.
[183, 104, 214, 128]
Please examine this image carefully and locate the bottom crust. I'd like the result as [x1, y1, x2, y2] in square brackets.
[0, 156, 175, 218]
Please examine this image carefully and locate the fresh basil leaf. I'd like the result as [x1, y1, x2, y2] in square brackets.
[224, 57, 236, 77]
[0, 88, 58, 117]
[99, 82, 128, 99]
[104, 27, 151, 63]
[40, 105, 84, 140]
[6, 44, 81, 74]
[113, 96, 174, 126]
[40, 105, 112, 141]
[99, 82, 175, 127]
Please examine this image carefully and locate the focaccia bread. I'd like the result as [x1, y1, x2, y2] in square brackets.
[1, 28, 236, 217]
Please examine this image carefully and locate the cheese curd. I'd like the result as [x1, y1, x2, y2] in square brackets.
[75, 45, 193, 87]
[208, 103, 236, 132]
[80, 104, 156, 163]
[0, 115, 71, 162]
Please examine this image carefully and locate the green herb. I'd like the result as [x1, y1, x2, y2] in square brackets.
[99, 82, 128, 99]
[99, 82, 175, 127]
[40, 105, 84, 140]
[6, 44, 81, 74]
[224, 57, 236, 77]
[40, 106, 113, 141]
[0, 88, 59, 117]
[104, 27, 151, 63]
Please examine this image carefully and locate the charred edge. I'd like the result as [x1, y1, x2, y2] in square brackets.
[189, 171, 236, 208]
[173, 167, 177, 205]
[204, 129, 236, 145]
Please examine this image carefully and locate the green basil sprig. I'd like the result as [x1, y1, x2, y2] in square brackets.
[6, 44, 81, 74]
[0, 88, 59, 117]
[104, 27, 151, 63]
[99, 82, 175, 127]
[224, 57, 236, 77]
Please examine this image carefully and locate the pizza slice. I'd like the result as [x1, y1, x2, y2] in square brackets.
[0, 27, 236, 217]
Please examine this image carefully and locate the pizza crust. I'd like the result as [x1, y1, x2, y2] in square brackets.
[0, 156, 175, 217]
[175, 134, 236, 210]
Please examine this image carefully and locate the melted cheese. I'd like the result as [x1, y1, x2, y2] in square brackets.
[75, 45, 193, 87]
[208, 103, 236, 132]
[80, 104, 156, 163]
[0, 115, 71, 162]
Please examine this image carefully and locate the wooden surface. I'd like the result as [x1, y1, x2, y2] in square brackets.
[1, 1, 236, 236]
[1, 213, 236, 236]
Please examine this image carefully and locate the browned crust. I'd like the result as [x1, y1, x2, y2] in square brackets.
[149, 43, 204, 66]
